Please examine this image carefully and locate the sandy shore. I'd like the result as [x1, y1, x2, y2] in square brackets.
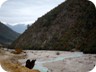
[0, 48, 96, 72]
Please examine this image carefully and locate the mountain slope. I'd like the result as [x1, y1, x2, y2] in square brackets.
[7, 24, 27, 33]
[10, 0, 96, 53]
[0, 22, 20, 45]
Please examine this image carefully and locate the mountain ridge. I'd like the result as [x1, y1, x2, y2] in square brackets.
[10, 0, 96, 53]
[6, 24, 27, 33]
[0, 22, 20, 45]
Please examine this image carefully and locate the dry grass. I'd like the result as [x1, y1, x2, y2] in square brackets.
[0, 59, 40, 72]
[12, 48, 23, 54]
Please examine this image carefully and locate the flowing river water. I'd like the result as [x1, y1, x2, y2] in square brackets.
[18, 52, 84, 72]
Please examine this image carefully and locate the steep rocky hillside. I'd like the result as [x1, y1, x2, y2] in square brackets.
[10, 0, 96, 53]
[0, 22, 20, 45]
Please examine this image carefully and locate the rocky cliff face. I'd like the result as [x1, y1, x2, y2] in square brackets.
[10, 0, 96, 53]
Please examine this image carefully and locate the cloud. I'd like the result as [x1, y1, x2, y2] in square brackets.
[0, 0, 65, 25]
[0, 0, 95, 25]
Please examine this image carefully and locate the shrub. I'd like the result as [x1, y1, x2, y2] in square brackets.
[12, 48, 22, 54]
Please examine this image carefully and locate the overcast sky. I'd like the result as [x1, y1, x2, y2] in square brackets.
[0, 0, 96, 25]
[0, 0, 65, 25]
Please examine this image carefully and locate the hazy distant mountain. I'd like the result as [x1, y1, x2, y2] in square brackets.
[0, 22, 20, 45]
[10, 0, 96, 53]
[7, 24, 27, 33]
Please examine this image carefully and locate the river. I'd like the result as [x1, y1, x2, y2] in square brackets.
[18, 51, 84, 72]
